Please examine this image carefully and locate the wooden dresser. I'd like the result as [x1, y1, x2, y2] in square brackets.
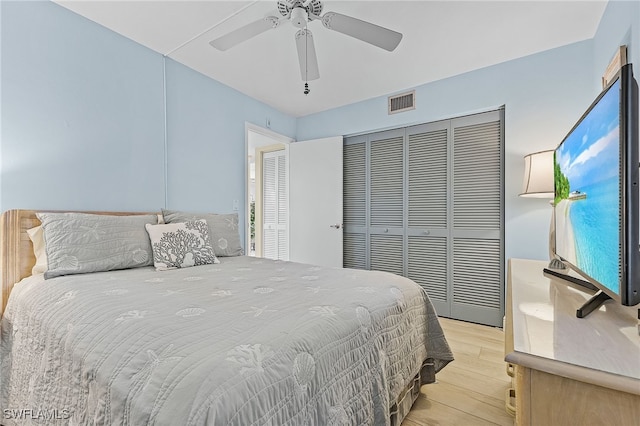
[505, 258, 640, 426]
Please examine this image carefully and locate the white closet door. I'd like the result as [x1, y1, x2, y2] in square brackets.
[263, 150, 287, 260]
[289, 136, 343, 267]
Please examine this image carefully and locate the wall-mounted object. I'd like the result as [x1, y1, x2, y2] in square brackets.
[602, 45, 627, 88]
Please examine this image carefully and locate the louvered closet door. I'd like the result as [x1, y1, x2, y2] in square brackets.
[263, 150, 287, 260]
[277, 153, 288, 260]
[342, 108, 504, 326]
[406, 120, 450, 316]
[343, 136, 367, 269]
[369, 129, 404, 276]
[451, 110, 503, 326]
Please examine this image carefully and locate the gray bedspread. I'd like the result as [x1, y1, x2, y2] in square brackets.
[1, 257, 453, 425]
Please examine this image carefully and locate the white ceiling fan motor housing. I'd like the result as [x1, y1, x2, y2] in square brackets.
[290, 7, 308, 28]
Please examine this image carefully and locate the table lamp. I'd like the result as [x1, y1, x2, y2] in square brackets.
[519, 150, 566, 270]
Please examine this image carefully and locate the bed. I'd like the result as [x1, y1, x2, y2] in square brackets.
[0, 209, 453, 425]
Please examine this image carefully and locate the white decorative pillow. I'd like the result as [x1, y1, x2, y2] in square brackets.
[26, 225, 47, 275]
[145, 219, 219, 271]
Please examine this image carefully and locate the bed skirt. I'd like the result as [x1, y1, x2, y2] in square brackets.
[391, 359, 435, 426]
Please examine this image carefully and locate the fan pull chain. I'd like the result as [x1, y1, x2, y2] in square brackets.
[303, 22, 310, 95]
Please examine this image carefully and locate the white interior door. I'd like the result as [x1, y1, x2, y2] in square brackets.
[289, 136, 343, 267]
[262, 150, 288, 260]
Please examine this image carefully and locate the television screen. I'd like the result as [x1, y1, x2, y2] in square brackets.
[554, 79, 621, 296]
[553, 63, 639, 309]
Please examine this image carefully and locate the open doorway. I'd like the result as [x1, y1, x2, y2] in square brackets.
[245, 124, 293, 258]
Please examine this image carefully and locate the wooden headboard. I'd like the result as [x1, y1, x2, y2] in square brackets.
[0, 209, 155, 315]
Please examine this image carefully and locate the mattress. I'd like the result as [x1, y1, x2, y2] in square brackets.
[0, 256, 452, 425]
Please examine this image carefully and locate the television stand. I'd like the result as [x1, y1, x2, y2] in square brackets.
[542, 268, 610, 318]
[576, 290, 612, 318]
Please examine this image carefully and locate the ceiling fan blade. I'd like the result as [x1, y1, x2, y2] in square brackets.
[295, 29, 320, 81]
[321, 12, 402, 52]
[210, 16, 280, 51]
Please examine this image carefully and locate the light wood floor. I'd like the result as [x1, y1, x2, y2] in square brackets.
[402, 317, 515, 426]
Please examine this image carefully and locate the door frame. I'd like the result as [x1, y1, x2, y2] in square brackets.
[245, 123, 293, 256]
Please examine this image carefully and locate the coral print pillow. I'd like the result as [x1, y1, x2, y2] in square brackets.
[145, 219, 219, 271]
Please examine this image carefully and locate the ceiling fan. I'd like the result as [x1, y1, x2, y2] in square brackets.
[209, 0, 403, 90]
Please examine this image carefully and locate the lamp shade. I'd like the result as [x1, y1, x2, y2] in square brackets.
[520, 150, 554, 198]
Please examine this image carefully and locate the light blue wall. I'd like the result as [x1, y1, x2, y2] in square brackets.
[593, 0, 639, 89]
[0, 1, 297, 250]
[1, 0, 165, 212]
[297, 40, 596, 263]
[165, 58, 296, 245]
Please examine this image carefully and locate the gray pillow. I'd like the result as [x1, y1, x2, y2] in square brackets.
[162, 209, 243, 256]
[37, 212, 158, 279]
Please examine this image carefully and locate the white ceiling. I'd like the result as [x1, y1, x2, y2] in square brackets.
[54, 0, 608, 117]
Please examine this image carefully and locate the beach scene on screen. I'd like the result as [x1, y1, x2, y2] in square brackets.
[554, 80, 621, 295]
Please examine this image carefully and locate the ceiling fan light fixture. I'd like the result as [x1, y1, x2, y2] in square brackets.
[291, 7, 308, 28]
[278, 0, 323, 19]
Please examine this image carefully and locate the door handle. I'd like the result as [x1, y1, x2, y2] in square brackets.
[329, 224, 343, 229]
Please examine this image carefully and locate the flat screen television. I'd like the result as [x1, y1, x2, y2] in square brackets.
[552, 63, 639, 318]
